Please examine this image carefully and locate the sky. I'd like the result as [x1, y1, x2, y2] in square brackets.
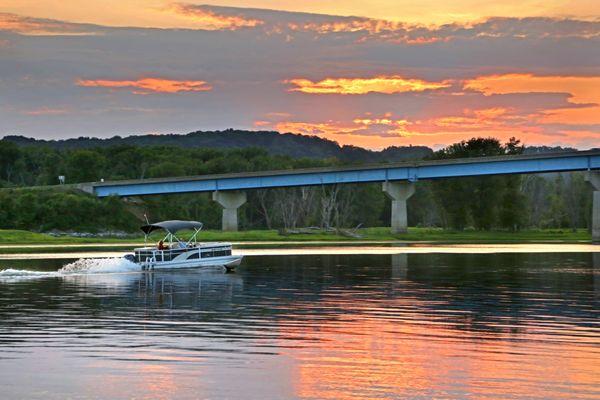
[0, 1, 599, 149]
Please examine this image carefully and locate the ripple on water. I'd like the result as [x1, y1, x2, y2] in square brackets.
[0, 252, 598, 400]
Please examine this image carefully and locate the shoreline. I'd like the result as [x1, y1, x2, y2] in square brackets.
[1, 238, 593, 248]
[0, 227, 593, 248]
[0, 239, 596, 255]
[1, 243, 598, 261]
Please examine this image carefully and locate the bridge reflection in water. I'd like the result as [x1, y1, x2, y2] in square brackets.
[0, 252, 598, 399]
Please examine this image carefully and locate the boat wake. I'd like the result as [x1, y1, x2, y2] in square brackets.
[59, 258, 139, 274]
[0, 257, 140, 281]
[0, 269, 60, 279]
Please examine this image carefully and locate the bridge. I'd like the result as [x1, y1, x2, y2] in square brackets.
[79, 150, 600, 241]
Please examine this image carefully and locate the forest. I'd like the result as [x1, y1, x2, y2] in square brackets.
[0, 135, 594, 233]
[3, 130, 433, 162]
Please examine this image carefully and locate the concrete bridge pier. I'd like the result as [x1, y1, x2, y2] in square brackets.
[586, 172, 600, 243]
[212, 191, 247, 231]
[382, 181, 415, 234]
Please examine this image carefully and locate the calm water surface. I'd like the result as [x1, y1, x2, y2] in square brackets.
[0, 252, 598, 399]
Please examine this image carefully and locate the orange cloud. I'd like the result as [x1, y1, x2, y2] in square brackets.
[165, 6, 599, 44]
[288, 18, 405, 35]
[273, 109, 532, 142]
[170, 4, 263, 30]
[76, 77, 212, 94]
[464, 74, 600, 125]
[2, 0, 599, 28]
[0, 12, 99, 35]
[257, 101, 600, 149]
[282, 19, 448, 44]
[287, 76, 451, 95]
[274, 121, 364, 136]
[267, 116, 417, 149]
[429, 107, 530, 131]
[464, 74, 600, 103]
[539, 107, 600, 125]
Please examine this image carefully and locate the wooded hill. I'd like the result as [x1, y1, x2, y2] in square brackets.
[3, 130, 433, 163]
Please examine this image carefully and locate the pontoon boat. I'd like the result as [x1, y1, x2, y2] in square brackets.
[123, 220, 243, 271]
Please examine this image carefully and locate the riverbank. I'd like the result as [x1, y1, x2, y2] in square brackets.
[3, 243, 600, 261]
[0, 227, 592, 248]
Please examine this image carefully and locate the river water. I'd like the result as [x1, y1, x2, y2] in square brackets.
[0, 251, 598, 399]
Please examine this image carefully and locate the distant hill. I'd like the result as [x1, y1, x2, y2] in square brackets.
[5, 131, 593, 164]
[3, 130, 434, 163]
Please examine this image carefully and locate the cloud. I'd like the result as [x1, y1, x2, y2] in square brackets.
[270, 119, 416, 149]
[257, 102, 600, 149]
[287, 76, 451, 95]
[22, 106, 69, 115]
[0, 12, 101, 35]
[464, 74, 600, 103]
[274, 121, 363, 136]
[2, 6, 599, 149]
[169, 3, 264, 30]
[261, 112, 416, 140]
[291, 16, 600, 43]
[76, 78, 212, 94]
[168, 5, 600, 44]
[414, 107, 537, 134]
[259, 117, 449, 149]
[464, 73, 600, 125]
[4, 6, 599, 44]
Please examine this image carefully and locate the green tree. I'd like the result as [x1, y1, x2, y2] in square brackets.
[65, 150, 106, 182]
[0, 141, 20, 182]
[432, 137, 525, 230]
[147, 161, 186, 178]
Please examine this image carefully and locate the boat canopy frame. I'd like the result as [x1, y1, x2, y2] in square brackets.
[140, 220, 204, 246]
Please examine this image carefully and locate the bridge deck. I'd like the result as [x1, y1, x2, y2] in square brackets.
[88, 150, 600, 197]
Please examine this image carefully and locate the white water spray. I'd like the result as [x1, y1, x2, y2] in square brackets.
[0, 257, 140, 281]
[59, 258, 139, 274]
[0, 269, 60, 279]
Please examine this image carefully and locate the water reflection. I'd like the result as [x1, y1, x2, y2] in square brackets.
[594, 252, 600, 294]
[0, 253, 598, 399]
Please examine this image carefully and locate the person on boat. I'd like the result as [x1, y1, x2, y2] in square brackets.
[157, 240, 166, 250]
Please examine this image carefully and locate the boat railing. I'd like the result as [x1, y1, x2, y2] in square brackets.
[134, 242, 233, 263]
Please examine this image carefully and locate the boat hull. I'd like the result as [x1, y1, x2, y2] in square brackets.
[139, 255, 243, 271]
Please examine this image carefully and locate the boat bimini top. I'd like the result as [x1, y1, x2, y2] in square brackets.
[141, 220, 203, 235]
[140, 220, 204, 246]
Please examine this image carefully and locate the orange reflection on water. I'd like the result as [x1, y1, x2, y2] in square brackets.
[276, 295, 600, 399]
[87, 357, 205, 400]
[136, 364, 180, 398]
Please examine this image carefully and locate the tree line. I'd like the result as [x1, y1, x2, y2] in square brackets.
[0, 137, 593, 232]
[4, 130, 433, 163]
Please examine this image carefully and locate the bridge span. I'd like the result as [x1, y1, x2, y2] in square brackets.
[80, 150, 600, 240]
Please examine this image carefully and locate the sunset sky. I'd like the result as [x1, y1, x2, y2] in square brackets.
[0, 1, 598, 149]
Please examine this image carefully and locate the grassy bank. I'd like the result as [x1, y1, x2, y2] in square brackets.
[0, 227, 591, 246]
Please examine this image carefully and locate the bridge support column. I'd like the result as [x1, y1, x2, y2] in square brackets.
[586, 172, 600, 243]
[212, 191, 247, 232]
[382, 181, 415, 234]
